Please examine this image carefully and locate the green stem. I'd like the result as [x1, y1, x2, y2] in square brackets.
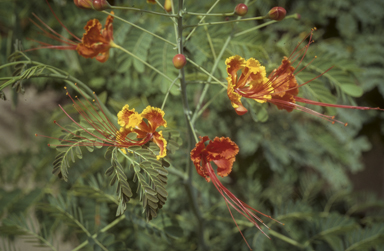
[185, 0, 221, 42]
[110, 5, 177, 17]
[186, 58, 226, 87]
[161, 77, 179, 110]
[204, 22, 217, 60]
[44, 67, 117, 126]
[268, 229, 307, 249]
[168, 166, 187, 179]
[190, 34, 232, 125]
[72, 215, 126, 251]
[183, 16, 265, 28]
[234, 14, 298, 37]
[0, 60, 116, 125]
[176, 0, 208, 249]
[185, 11, 235, 16]
[102, 11, 176, 47]
[111, 42, 174, 83]
[191, 87, 226, 124]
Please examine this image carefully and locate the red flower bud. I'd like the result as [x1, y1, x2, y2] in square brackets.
[268, 7, 286, 21]
[173, 54, 187, 69]
[164, 0, 172, 12]
[234, 3, 248, 16]
[74, 0, 111, 11]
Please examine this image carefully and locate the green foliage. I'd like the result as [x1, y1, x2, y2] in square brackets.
[1, 0, 384, 250]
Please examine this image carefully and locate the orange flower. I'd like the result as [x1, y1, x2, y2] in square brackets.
[191, 136, 282, 249]
[36, 85, 167, 160]
[27, 0, 115, 63]
[76, 13, 115, 62]
[118, 106, 168, 159]
[225, 56, 273, 115]
[226, 28, 383, 124]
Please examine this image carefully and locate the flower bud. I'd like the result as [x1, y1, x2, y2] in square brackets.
[234, 3, 248, 16]
[74, 0, 111, 11]
[268, 7, 286, 21]
[173, 54, 186, 69]
[93, 0, 111, 11]
[164, 0, 172, 12]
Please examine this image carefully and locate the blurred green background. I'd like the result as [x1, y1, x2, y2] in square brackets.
[1, 0, 384, 250]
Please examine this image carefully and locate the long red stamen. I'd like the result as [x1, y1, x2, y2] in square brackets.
[36, 85, 155, 149]
[295, 97, 384, 111]
[269, 99, 347, 125]
[30, 15, 79, 45]
[44, 0, 81, 42]
[205, 162, 283, 250]
[73, 85, 122, 138]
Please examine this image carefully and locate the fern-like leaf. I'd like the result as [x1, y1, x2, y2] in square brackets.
[0, 214, 57, 251]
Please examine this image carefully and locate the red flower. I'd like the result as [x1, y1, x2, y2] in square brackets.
[190, 136, 282, 249]
[27, 0, 115, 63]
[226, 28, 383, 125]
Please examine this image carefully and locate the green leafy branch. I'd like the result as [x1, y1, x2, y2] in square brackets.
[0, 214, 57, 251]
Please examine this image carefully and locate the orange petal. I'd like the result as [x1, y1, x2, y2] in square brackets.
[95, 51, 109, 63]
[102, 12, 114, 41]
[117, 105, 142, 129]
[190, 136, 211, 181]
[76, 43, 99, 58]
[82, 19, 108, 45]
[225, 55, 245, 86]
[140, 106, 167, 132]
[152, 131, 167, 159]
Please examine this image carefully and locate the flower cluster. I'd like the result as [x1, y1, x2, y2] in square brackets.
[226, 28, 383, 125]
[29, 2, 384, 249]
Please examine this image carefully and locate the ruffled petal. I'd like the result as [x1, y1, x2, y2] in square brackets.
[102, 12, 114, 41]
[269, 57, 299, 112]
[190, 136, 210, 181]
[206, 137, 239, 178]
[140, 106, 167, 132]
[76, 43, 99, 58]
[225, 55, 245, 87]
[81, 19, 108, 46]
[117, 105, 142, 129]
[152, 131, 167, 159]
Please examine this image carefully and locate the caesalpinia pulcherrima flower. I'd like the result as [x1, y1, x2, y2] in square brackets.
[118, 105, 167, 159]
[190, 136, 282, 249]
[226, 28, 383, 125]
[28, 0, 115, 62]
[36, 85, 167, 160]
